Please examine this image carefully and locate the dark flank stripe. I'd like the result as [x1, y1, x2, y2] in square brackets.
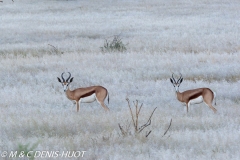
[80, 91, 95, 98]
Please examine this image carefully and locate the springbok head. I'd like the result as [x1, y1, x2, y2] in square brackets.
[170, 73, 183, 92]
[57, 72, 74, 92]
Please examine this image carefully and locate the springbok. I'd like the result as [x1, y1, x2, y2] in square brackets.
[170, 73, 217, 113]
[57, 72, 110, 112]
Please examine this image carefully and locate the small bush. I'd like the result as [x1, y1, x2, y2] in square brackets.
[118, 98, 157, 137]
[16, 141, 39, 160]
[118, 98, 172, 138]
[101, 36, 127, 52]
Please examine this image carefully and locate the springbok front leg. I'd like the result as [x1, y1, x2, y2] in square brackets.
[76, 101, 80, 112]
[186, 102, 190, 113]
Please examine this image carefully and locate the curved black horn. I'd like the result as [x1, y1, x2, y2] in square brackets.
[66, 72, 71, 82]
[177, 73, 183, 83]
[172, 73, 177, 83]
[61, 72, 65, 82]
[179, 73, 182, 79]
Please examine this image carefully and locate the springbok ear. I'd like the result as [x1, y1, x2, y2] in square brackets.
[170, 78, 174, 83]
[57, 77, 62, 83]
[69, 77, 74, 83]
[179, 78, 183, 83]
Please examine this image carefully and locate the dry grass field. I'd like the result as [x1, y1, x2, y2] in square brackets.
[0, 0, 240, 159]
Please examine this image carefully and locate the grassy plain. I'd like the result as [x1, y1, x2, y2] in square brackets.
[0, 0, 240, 159]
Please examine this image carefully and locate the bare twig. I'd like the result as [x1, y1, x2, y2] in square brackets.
[133, 100, 141, 132]
[118, 120, 132, 136]
[48, 44, 63, 54]
[126, 98, 136, 130]
[137, 103, 143, 115]
[162, 118, 172, 137]
[118, 123, 126, 136]
[119, 99, 157, 138]
[138, 107, 157, 133]
[48, 44, 58, 52]
[135, 100, 138, 132]
[146, 131, 152, 137]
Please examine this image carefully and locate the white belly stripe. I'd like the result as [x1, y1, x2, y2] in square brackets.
[80, 93, 96, 103]
[189, 96, 203, 104]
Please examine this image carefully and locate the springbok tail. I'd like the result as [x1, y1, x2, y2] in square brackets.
[107, 92, 110, 104]
[213, 92, 217, 106]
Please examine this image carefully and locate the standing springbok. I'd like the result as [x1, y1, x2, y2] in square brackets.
[170, 73, 217, 113]
[57, 72, 110, 112]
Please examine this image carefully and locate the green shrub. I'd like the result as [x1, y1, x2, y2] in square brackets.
[16, 141, 39, 160]
[101, 36, 127, 52]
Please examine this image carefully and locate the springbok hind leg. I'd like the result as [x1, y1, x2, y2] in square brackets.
[206, 103, 217, 113]
[100, 102, 110, 111]
[96, 95, 110, 111]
